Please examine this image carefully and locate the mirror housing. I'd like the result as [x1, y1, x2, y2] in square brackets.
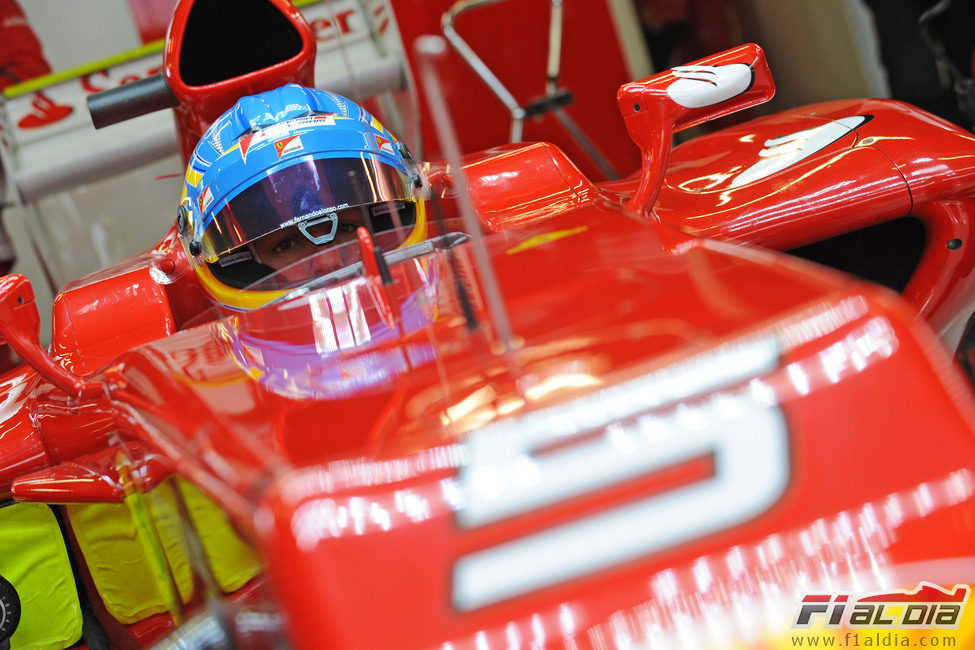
[0, 275, 100, 399]
[618, 43, 776, 216]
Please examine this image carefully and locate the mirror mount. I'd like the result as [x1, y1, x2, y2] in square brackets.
[0, 275, 101, 400]
[617, 43, 776, 216]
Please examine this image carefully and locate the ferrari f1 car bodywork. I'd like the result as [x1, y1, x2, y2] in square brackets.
[0, 1, 975, 649]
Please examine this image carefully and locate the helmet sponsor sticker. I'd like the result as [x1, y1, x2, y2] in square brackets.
[274, 135, 304, 157]
[300, 112, 337, 126]
[236, 114, 336, 161]
[237, 133, 259, 163]
[375, 135, 395, 155]
[198, 185, 214, 214]
[271, 114, 337, 132]
[237, 123, 287, 162]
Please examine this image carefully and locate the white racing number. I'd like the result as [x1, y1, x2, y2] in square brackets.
[454, 339, 790, 611]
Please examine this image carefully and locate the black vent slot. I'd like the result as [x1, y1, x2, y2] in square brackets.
[179, 0, 303, 87]
[786, 216, 926, 293]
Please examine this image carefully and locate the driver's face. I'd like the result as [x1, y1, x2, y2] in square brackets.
[250, 218, 361, 270]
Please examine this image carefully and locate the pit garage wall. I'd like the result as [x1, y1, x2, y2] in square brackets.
[5, 0, 886, 345]
[19, 1, 144, 71]
[739, 0, 889, 109]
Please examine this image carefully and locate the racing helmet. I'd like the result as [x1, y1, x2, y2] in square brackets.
[179, 84, 426, 310]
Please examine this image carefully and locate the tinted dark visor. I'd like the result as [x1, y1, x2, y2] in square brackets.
[200, 156, 414, 261]
[207, 201, 418, 289]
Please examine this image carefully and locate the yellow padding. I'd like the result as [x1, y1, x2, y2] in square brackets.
[67, 478, 261, 627]
[67, 481, 193, 625]
[0, 503, 81, 649]
[176, 479, 261, 593]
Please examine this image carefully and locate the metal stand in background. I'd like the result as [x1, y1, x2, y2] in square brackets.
[442, 0, 619, 179]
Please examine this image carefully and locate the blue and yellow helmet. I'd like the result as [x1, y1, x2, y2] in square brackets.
[179, 84, 426, 310]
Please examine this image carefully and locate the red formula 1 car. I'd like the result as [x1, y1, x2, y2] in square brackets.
[1, 1, 975, 649]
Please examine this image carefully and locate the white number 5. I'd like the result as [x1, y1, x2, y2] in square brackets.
[454, 342, 789, 611]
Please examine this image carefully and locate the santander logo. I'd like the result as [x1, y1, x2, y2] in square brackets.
[16, 91, 73, 130]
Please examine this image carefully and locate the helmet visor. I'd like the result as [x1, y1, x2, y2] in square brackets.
[199, 156, 415, 261]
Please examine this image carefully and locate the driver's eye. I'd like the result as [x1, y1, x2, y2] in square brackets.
[272, 238, 298, 254]
[336, 222, 356, 234]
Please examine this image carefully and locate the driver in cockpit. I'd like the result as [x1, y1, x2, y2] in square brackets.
[177, 83, 427, 310]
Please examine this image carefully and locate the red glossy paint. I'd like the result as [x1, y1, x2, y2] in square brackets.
[652, 98, 975, 346]
[618, 43, 775, 216]
[0, 275, 99, 399]
[10, 442, 176, 504]
[459, 142, 599, 231]
[11, 455, 125, 504]
[53, 266, 178, 377]
[0, 366, 48, 497]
